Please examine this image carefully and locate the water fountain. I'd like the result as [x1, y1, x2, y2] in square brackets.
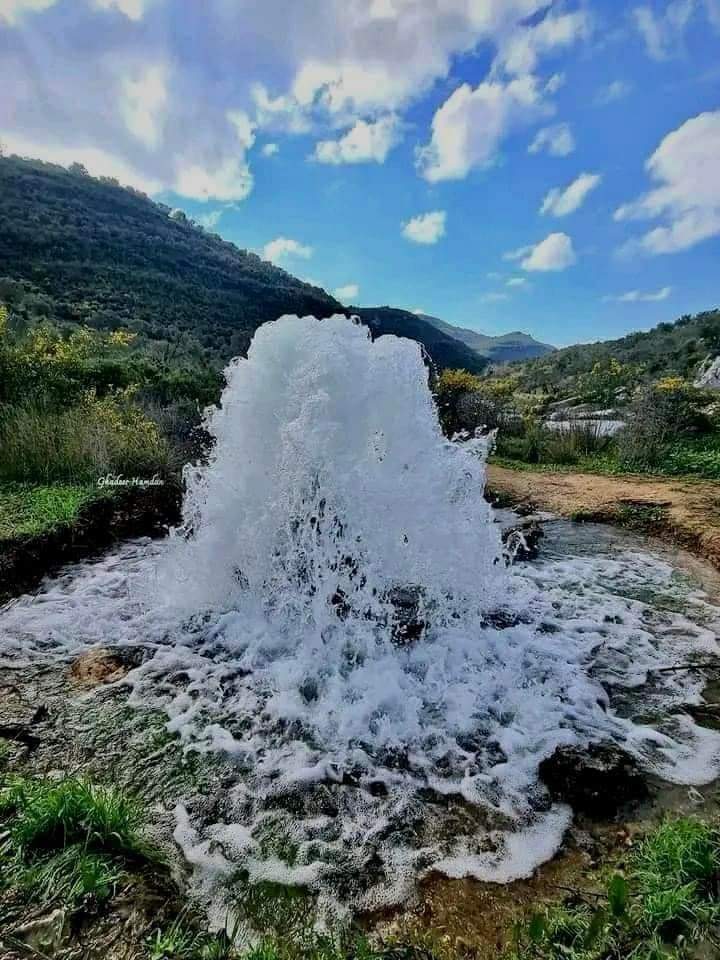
[2, 314, 719, 917]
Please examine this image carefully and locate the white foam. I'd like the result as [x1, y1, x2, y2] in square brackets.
[1, 314, 720, 915]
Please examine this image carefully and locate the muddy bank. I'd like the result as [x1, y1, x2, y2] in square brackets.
[0, 483, 182, 602]
[487, 464, 720, 569]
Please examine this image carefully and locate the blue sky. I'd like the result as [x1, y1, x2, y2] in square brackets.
[1, 0, 719, 347]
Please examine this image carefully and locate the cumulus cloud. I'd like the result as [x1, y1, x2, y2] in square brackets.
[94, 0, 146, 19]
[197, 209, 223, 230]
[0, 0, 56, 25]
[603, 286, 672, 302]
[0, 131, 163, 194]
[262, 237, 314, 264]
[417, 75, 549, 182]
[333, 283, 359, 300]
[528, 122, 575, 156]
[261, 143, 279, 157]
[516, 232, 577, 271]
[401, 210, 446, 244]
[595, 80, 631, 105]
[313, 115, 401, 164]
[119, 64, 167, 149]
[614, 110, 720, 254]
[494, 10, 591, 76]
[540, 172, 602, 216]
[1, 0, 593, 202]
[632, 0, 720, 58]
[506, 277, 528, 287]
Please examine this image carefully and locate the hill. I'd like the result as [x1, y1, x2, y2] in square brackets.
[352, 307, 487, 374]
[419, 314, 554, 363]
[0, 155, 483, 373]
[512, 309, 720, 394]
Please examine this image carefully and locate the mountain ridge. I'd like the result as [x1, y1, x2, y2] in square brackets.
[0, 155, 485, 374]
[418, 313, 555, 364]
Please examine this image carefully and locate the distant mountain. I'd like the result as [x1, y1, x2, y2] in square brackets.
[352, 307, 488, 375]
[0, 155, 482, 374]
[419, 314, 555, 364]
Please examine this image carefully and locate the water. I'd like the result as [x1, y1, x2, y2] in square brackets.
[1, 314, 720, 915]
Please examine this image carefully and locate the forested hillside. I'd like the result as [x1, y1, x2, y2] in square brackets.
[0, 155, 484, 373]
[513, 309, 720, 393]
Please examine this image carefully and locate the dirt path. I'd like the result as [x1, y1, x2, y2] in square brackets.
[487, 464, 720, 568]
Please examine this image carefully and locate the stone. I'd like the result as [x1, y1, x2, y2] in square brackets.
[69, 647, 143, 687]
[13, 908, 69, 955]
[502, 519, 543, 562]
[538, 742, 648, 818]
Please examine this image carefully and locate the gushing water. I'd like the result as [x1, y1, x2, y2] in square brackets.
[2, 314, 720, 914]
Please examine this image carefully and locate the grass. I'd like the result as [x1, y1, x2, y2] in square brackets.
[491, 434, 720, 482]
[508, 816, 720, 959]
[0, 481, 102, 540]
[0, 774, 160, 916]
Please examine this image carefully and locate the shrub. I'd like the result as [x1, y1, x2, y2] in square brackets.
[0, 389, 172, 483]
[617, 381, 712, 469]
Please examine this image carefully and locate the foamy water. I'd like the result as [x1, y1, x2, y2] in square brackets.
[2, 314, 720, 914]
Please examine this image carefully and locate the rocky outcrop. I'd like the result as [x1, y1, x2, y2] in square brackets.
[539, 742, 648, 818]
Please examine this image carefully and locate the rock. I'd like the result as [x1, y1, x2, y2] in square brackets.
[69, 647, 144, 687]
[695, 355, 720, 390]
[13, 908, 69, 955]
[386, 585, 426, 646]
[539, 742, 648, 818]
[502, 520, 543, 562]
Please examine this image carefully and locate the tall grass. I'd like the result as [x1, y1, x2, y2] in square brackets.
[0, 393, 172, 483]
[494, 420, 612, 466]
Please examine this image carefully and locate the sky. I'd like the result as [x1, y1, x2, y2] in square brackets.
[1, 0, 719, 347]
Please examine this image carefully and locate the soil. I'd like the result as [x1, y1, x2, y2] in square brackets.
[487, 464, 720, 568]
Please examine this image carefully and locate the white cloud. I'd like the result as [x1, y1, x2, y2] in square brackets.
[494, 10, 591, 76]
[604, 286, 672, 302]
[401, 210, 446, 244]
[0, 0, 56, 24]
[119, 64, 167, 150]
[544, 73, 565, 94]
[94, 0, 146, 19]
[333, 283, 360, 300]
[417, 75, 548, 182]
[503, 244, 534, 262]
[261, 143, 279, 157]
[262, 236, 313, 264]
[313, 115, 401, 164]
[197, 209, 223, 230]
[540, 172, 602, 217]
[0, 131, 162, 194]
[528, 122, 575, 156]
[518, 232, 577, 271]
[595, 80, 631, 105]
[506, 277, 528, 287]
[175, 157, 253, 203]
[481, 292, 510, 302]
[632, 1, 719, 59]
[614, 110, 720, 254]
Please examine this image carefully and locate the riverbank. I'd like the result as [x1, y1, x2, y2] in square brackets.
[487, 463, 720, 568]
[0, 482, 181, 601]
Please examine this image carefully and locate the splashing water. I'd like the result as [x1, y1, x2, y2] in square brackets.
[2, 314, 720, 914]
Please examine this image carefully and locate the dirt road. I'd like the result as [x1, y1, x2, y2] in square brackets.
[487, 464, 720, 568]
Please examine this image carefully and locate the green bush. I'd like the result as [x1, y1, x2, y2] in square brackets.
[0, 390, 172, 483]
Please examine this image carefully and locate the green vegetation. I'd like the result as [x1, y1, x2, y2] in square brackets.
[510, 310, 720, 395]
[0, 775, 157, 914]
[0, 482, 100, 538]
[509, 816, 720, 960]
[436, 326, 720, 481]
